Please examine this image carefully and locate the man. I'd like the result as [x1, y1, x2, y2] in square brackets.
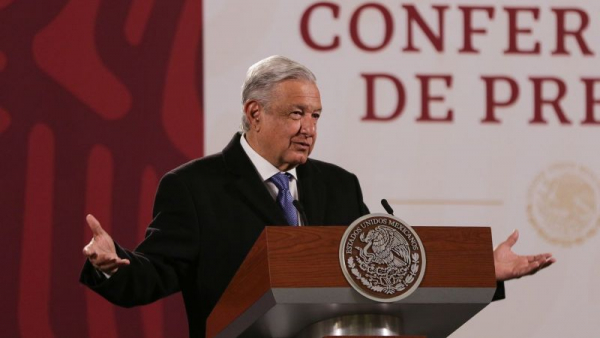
[81, 56, 555, 338]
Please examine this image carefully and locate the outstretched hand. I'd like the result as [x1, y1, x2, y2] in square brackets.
[494, 229, 555, 282]
[82, 214, 130, 275]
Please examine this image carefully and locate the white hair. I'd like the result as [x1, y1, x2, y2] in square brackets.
[240, 55, 317, 132]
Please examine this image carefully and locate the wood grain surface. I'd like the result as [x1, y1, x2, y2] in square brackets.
[207, 225, 496, 337]
[206, 230, 270, 338]
[267, 226, 495, 288]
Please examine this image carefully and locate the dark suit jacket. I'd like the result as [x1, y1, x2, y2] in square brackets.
[80, 133, 370, 337]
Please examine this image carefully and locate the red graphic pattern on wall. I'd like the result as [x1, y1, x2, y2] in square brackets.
[0, 1, 203, 337]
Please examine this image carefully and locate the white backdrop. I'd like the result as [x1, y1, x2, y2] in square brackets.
[204, 1, 600, 337]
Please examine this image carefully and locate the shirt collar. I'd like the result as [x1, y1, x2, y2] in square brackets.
[240, 133, 297, 181]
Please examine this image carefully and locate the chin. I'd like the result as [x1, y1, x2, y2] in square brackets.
[283, 155, 308, 169]
[297, 153, 309, 164]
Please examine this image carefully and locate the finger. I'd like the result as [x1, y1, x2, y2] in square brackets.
[95, 252, 119, 266]
[519, 261, 541, 276]
[95, 258, 117, 268]
[525, 257, 555, 276]
[96, 255, 117, 265]
[86, 214, 104, 237]
[95, 256, 129, 268]
[96, 262, 119, 274]
[538, 257, 556, 270]
[82, 242, 95, 257]
[97, 259, 130, 275]
[526, 253, 546, 263]
[98, 257, 129, 267]
[84, 250, 97, 260]
[504, 229, 519, 247]
[531, 253, 553, 264]
[115, 258, 130, 266]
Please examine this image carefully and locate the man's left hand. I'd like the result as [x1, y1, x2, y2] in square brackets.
[494, 229, 556, 281]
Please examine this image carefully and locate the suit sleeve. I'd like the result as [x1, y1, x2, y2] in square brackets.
[79, 171, 201, 307]
[492, 281, 505, 301]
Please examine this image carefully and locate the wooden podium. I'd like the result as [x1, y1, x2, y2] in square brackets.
[206, 226, 497, 338]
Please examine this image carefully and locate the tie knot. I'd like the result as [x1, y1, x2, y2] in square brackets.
[269, 172, 291, 191]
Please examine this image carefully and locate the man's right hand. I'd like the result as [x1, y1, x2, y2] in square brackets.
[82, 214, 130, 275]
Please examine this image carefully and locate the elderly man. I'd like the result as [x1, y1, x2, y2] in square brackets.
[81, 56, 554, 338]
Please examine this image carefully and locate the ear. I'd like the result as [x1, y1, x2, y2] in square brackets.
[243, 100, 262, 131]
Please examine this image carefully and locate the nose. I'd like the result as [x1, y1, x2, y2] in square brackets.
[300, 114, 316, 136]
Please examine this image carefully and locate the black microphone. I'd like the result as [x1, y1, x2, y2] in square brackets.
[381, 199, 394, 215]
[293, 200, 309, 226]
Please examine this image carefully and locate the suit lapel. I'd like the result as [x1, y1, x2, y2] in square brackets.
[222, 133, 288, 226]
[297, 160, 325, 225]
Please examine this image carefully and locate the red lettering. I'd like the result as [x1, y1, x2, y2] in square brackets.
[504, 7, 541, 55]
[458, 6, 494, 54]
[403, 5, 448, 52]
[529, 77, 570, 124]
[415, 75, 453, 122]
[300, 2, 340, 51]
[552, 8, 594, 56]
[581, 78, 600, 124]
[481, 76, 519, 123]
[361, 73, 406, 121]
[350, 3, 393, 52]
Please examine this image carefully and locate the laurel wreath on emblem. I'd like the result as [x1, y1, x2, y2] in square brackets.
[346, 226, 421, 295]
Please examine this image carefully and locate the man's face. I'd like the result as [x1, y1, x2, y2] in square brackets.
[248, 80, 322, 171]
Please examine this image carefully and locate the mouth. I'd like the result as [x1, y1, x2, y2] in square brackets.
[292, 141, 312, 151]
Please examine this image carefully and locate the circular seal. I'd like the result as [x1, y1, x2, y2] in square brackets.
[528, 163, 600, 246]
[339, 213, 426, 302]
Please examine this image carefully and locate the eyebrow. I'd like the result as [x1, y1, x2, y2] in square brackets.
[290, 104, 322, 113]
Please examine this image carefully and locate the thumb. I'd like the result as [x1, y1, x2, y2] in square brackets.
[504, 229, 519, 247]
[86, 214, 104, 237]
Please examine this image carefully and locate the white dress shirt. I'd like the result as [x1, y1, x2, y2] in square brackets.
[240, 133, 302, 225]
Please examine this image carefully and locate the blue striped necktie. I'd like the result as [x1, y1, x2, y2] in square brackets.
[268, 172, 298, 226]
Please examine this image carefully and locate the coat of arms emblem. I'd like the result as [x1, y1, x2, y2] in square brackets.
[339, 213, 426, 302]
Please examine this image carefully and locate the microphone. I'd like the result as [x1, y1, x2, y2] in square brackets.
[381, 199, 394, 215]
[293, 200, 309, 226]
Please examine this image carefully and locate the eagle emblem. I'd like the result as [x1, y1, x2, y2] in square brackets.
[340, 214, 426, 302]
[358, 225, 411, 269]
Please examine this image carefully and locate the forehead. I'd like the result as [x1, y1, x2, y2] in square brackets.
[270, 80, 322, 109]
